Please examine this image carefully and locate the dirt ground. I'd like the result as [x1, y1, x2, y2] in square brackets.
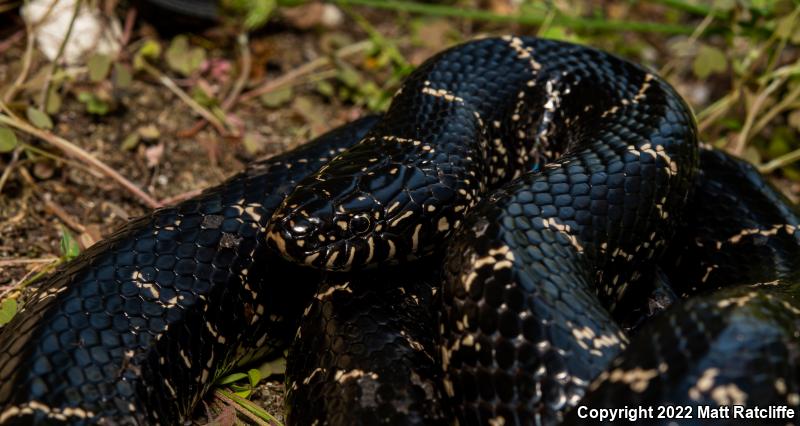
[1, 1, 799, 424]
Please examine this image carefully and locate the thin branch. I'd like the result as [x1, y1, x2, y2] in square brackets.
[751, 82, 800, 137]
[38, 0, 82, 109]
[43, 194, 86, 233]
[731, 76, 786, 155]
[697, 92, 737, 133]
[0, 146, 22, 195]
[3, 0, 62, 103]
[0, 257, 60, 267]
[659, 9, 715, 77]
[119, 6, 138, 49]
[180, 67, 337, 139]
[3, 21, 36, 103]
[17, 166, 87, 233]
[213, 390, 271, 426]
[140, 62, 230, 136]
[223, 33, 252, 111]
[240, 39, 372, 102]
[180, 32, 252, 138]
[0, 258, 62, 301]
[20, 141, 104, 177]
[0, 110, 160, 208]
[214, 389, 280, 426]
[760, 148, 800, 173]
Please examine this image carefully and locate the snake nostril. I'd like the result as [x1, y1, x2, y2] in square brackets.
[349, 214, 371, 236]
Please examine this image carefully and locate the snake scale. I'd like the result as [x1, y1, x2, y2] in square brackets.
[1, 36, 799, 426]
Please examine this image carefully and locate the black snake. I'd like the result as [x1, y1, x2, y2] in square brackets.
[1, 36, 799, 426]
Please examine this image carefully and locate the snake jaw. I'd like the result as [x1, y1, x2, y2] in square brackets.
[267, 188, 390, 271]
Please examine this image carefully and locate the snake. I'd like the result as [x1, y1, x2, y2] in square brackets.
[1, 36, 799, 426]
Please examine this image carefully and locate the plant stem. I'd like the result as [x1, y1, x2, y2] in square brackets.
[222, 32, 252, 111]
[240, 39, 372, 102]
[140, 62, 231, 136]
[214, 389, 281, 426]
[38, 0, 82, 109]
[3, 21, 36, 103]
[732, 76, 786, 155]
[0, 258, 59, 267]
[751, 82, 800, 137]
[0, 146, 21, 195]
[760, 148, 800, 173]
[331, 0, 696, 34]
[697, 91, 737, 133]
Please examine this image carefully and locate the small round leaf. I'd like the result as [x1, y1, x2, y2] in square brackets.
[0, 126, 18, 153]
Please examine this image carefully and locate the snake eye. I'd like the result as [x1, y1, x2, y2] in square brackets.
[349, 214, 371, 236]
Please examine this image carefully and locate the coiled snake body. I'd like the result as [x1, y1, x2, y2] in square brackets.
[1, 36, 799, 425]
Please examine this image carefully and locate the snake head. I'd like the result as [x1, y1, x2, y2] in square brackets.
[266, 178, 387, 270]
[266, 142, 466, 271]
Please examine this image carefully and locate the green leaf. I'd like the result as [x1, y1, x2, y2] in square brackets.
[233, 389, 252, 398]
[114, 63, 133, 89]
[767, 126, 795, 158]
[88, 98, 109, 115]
[190, 85, 216, 108]
[26, 107, 53, 130]
[45, 88, 62, 115]
[692, 45, 727, 79]
[259, 85, 293, 107]
[247, 368, 261, 387]
[59, 226, 81, 260]
[139, 39, 162, 59]
[0, 299, 17, 326]
[336, 64, 361, 87]
[137, 125, 161, 141]
[243, 0, 277, 30]
[166, 35, 207, 76]
[216, 372, 249, 385]
[242, 132, 265, 155]
[0, 126, 18, 153]
[121, 133, 140, 151]
[134, 39, 162, 70]
[211, 106, 227, 123]
[256, 355, 286, 378]
[538, 26, 583, 44]
[88, 53, 112, 82]
[77, 92, 110, 115]
[315, 80, 335, 98]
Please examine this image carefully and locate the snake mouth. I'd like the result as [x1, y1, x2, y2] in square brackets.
[266, 195, 380, 271]
[265, 223, 370, 272]
[266, 212, 328, 267]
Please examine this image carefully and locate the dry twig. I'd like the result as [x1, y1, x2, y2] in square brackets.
[140, 62, 231, 136]
[239, 39, 372, 102]
[0, 109, 160, 207]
